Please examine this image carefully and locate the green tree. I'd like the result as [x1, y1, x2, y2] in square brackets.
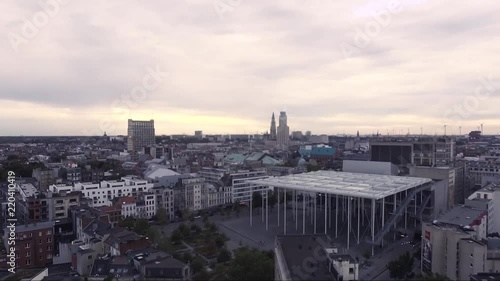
[193, 269, 211, 281]
[386, 251, 414, 280]
[133, 218, 150, 235]
[171, 229, 183, 244]
[156, 207, 168, 225]
[215, 235, 225, 248]
[118, 216, 135, 229]
[182, 252, 193, 263]
[217, 248, 232, 263]
[146, 227, 160, 244]
[191, 256, 206, 274]
[224, 247, 274, 280]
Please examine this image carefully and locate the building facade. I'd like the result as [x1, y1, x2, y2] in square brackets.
[276, 111, 289, 149]
[127, 119, 155, 156]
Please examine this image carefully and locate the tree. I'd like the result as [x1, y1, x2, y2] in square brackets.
[386, 251, 414, 280]
[182, 252, 193, 264]
[217, 248, 232, 263]
[156, 207, 168, 225]
[191, 256, 206, 274]
[362, 250, 371, 260]
[224, 247, 274, 280]
[118, 216, 135, 229]
[215, 235, 226, 248]
[103, 274, 114, 281]
[171, 229, 183, 244]
[133, 218, 150, 235]
[146, 227, 160, 244]
[193, 269, 211, 281]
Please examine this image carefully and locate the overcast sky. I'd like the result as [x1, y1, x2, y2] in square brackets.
[1, 0, 499, 136]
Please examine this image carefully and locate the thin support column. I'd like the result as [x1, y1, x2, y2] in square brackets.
[381, 197, 385, 247]
[250, 192, 253, 227]
[310, 193, 313, 224]
[314, 193, 317, 234]
[404, 190, 408, 229]
[414, 191, 417, 228]
[335, 195, 338, 238]
[371, 199, 376, 256]
[293, 190, 299, 231]
[277, 188, 280, 227]
[303, 193, 306, 235]
[329, 194, 332, 228]
[393, 194, 396, 233]
[324, 193, 328, 234]
[266, 190, 269, 231]
[262, 191, 264, 223]
[362, 198, 365, 225]
[347, 197, 351, 250]
[357, 197, 360, 244]
[284, 190, 287, 234]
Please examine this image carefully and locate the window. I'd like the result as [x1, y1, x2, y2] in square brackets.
[47, 238, 52, 243]
[39, 231, 42, 237]
[25, 243, 31, 249]
[26, 260, 31, 265]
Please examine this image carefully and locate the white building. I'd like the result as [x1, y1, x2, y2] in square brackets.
[467, 183, 500, 234]
[49, 177, 154, 207]
[182, 177, 203, 212]
[230, 169, 269, 203]
[136, 193, 157, 219]
[118, 196, 137, 218]
[152, 186, 175, 220]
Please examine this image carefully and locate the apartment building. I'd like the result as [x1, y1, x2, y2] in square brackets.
[467, 183, 500, 234]
[468, 157, 500, 187]
[229, 169, 269, 203]
[17, 183, 81, 223]
[49, 177, 154, 207]
[2, 221, 54, 269]
[136, 192, 157, 219]
[152, 186, 175, 220]
[421, 222, 486, 280]
[182, 176, 203, 212]
[32, 168, 58, 191]
[117, 196, 137, 218]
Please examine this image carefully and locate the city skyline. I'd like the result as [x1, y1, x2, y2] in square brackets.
[1, 0, 499, 136]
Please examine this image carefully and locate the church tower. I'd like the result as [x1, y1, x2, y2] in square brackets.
[270, 113, 277, 139]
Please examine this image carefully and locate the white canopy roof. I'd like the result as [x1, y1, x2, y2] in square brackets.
[246, 170, 433, 200]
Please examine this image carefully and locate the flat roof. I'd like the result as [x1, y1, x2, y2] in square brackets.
[247, 170, 433, 199]
[439, 205, 485, 226]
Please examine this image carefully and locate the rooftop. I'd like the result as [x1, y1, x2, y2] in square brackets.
[248, 170, 433, 199]
[438, 205, 486, 227]
[276, 235, 336, 281]
[16, 221, 54, 233]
